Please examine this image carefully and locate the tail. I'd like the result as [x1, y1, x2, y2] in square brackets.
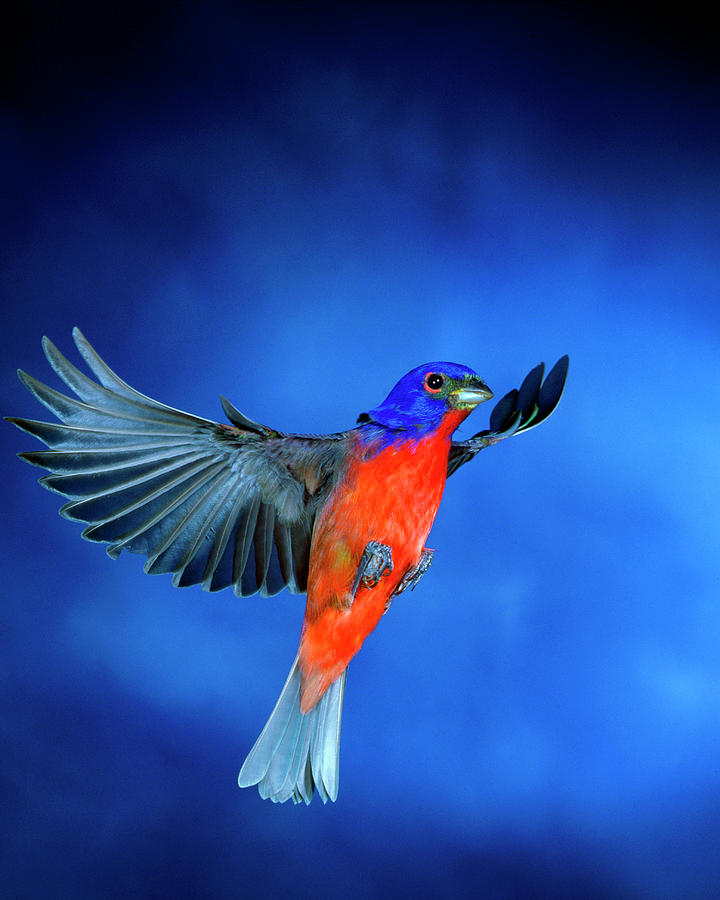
[238, 655, 347, 804]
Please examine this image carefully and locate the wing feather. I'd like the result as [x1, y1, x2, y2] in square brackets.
[289, 520, 312, 594]
[273, 522, 298, 594]
[448, 355, 569, 477]
[86, 462, 228, 549]
[253, 502, 276, 594]
[8, 331, 346, 598]
[234, 495, 262, 596]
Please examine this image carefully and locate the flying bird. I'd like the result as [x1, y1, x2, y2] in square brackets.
[8, 330, 568, 804]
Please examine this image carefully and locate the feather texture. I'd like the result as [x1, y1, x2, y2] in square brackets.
[8, 328, 345, 598]
[237, 655, 345, 804]
[447, 354, 569, 477]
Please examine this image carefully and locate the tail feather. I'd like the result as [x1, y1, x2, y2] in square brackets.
[238, 654, 346, 804]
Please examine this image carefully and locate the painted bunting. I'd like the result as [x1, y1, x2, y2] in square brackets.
[8, 330, 568, 804]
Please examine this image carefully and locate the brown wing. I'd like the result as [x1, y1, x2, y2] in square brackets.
[8, 329, 347, 597]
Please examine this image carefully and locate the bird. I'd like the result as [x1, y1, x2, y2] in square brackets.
[8, 329, 568, 805]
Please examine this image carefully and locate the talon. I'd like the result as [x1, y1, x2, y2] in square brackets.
[393, 548, 434, 596]
[349, 540, 394, 604]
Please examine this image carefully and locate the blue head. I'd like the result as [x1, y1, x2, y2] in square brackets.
[359, 362, 493, 436]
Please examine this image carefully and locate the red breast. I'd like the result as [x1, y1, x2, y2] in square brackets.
[298, 414, 468, 712]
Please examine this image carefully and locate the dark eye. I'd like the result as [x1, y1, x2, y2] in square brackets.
[424, 372, 444, 393]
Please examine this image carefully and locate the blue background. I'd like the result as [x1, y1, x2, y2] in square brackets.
[2, 3, 719, 898]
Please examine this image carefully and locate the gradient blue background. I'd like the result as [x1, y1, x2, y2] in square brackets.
[2, 3, 719, 898]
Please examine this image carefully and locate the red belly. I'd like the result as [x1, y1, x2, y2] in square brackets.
[298, 430, 452, 712]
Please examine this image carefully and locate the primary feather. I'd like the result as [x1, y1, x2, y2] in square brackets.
[9, 328, 345, 598]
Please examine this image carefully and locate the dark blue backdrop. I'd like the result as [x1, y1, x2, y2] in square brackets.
[2, 4, 719, 898]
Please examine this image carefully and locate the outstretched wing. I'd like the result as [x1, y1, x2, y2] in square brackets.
[7, 329, 347, 597]
[447, 355, 569, 477]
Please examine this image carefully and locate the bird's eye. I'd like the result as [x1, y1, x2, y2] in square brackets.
[424, 372, 444, 393]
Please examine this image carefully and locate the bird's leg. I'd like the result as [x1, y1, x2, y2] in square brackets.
[383, 549, 434, 614]
[349, 540, 394, 605]
[393, 549, 435, 596]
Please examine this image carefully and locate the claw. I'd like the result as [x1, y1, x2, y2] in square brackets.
[349, 540, 394, 604]
[393, 549, 434, 596]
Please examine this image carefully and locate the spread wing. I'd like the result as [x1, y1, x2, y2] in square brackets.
[7, 329, 347, 597]
[447, 355, 569, 477]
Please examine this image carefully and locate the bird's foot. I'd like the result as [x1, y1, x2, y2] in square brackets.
[349, 540, 393, 604]
[393, 549, 435, 596]
[383, 549, 434, 615]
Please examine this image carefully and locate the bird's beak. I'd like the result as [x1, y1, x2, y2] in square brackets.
[450, 380, 493, 409]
